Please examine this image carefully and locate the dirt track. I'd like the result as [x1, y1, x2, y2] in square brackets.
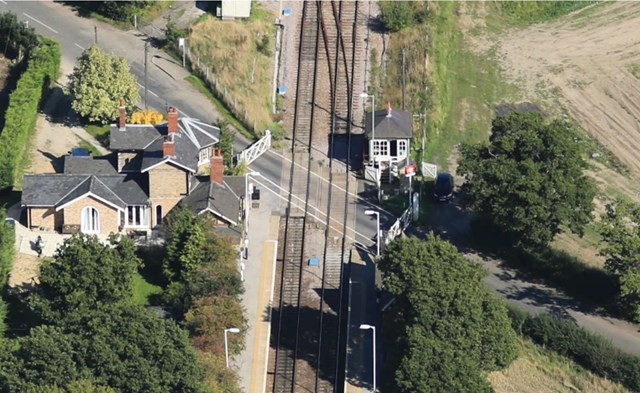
[497, 2, 640, 176]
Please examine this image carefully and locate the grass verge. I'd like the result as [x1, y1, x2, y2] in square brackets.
[84, 123, 110, 148]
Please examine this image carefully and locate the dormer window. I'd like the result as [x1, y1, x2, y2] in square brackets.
[198, 147, 211, 165]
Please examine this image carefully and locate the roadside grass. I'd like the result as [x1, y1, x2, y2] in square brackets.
[132, 272, 163, 307]
[63, 1, 174, 30]
[485, 1, 596, 28]
[630, 64, 640, 80]
[188, 6, 278, 138]
[489, 337, 630, 393]
[185, 74, 254, 141]
[84, 123, 110, 148]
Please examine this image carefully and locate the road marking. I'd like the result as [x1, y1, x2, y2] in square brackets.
[261, 150, 396, 217]
[0, 1, 8, 5]
[74, 42, 84, 50]
[135, 82, 159, 98]
[22, 13, 58, 34]
[250, 176, 373, 244]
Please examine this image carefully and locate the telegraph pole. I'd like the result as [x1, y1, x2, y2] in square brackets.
[94, 26, 98, 44]
[144, 42, 148, 109]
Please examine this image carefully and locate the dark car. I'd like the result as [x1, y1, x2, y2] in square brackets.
[433, 173, 454, 202]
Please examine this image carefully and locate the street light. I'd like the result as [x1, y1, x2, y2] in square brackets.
[364, 210, 380, 257]
[224, 327, 241, 368]
[360, 92, 375, 164]
[360, 324, 377, 392]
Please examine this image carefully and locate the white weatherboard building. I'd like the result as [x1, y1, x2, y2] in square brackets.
[220, 0, 252, 19]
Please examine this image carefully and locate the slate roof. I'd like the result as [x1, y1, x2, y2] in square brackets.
[140, 133, 199, 173]
[64, 155, 118, 175]
[364, 109, 414, 140]
[181, 176, 245, 225]
[110, 118, 220, 173]
[22, 174, 148, 209]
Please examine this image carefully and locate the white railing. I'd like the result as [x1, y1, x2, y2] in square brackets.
[237, 130, 271, 165]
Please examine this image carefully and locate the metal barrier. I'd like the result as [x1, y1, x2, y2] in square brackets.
[236, 130, 272, 165]
[384, 207, 411, 245]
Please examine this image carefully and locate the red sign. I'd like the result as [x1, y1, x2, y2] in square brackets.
[404, 163, 417, 176]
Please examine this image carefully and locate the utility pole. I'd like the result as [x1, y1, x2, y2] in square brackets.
[94, 26, 98, 44]
[401, 46, 406, 111]
[144, 42, 148, 109]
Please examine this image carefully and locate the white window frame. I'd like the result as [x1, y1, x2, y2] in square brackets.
[125, 205, 149, 228]
[397, 140, 408, 158]
[372, 140, 389, 158]
[198, 147, 211, 165]
[81, 206, 100, 234]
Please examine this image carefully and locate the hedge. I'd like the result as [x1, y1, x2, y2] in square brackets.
[509, 308, 640, 391]
[0, 37, 61, 190]
[0, 209, 15, 340]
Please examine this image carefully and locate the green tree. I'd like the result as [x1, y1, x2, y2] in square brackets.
[0, 12, 38, 59]
[30, 234, 140, 321]
[217, 119, 235, 171]
[379, 235, 517, 392]
[163, 207, 205, 282]
[69, 44, 139, 124]
[458, 112, 596, 250]
[599, 199, 640, 321]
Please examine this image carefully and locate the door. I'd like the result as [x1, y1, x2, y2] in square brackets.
[81, 206, 100, 233]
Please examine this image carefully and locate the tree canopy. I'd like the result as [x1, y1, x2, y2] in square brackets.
[379, 235, 517, 392]
[458, 111, 596, 249]
[69, 44, 139, 124]
[0, 12, 38, 59]
[599, 199, 640, 322]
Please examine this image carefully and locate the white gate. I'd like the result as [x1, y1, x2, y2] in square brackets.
[237, 130, 271, 165]
[384, 207, 412, 245]
[421, 162, 438, 179]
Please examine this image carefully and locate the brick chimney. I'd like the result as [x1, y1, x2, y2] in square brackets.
[167, 107, 179, 134]
[118, 99, 126, 130]
[386, 102, 392, 118]
[210, 149, 224, 184]
[163, 135, 175, 158]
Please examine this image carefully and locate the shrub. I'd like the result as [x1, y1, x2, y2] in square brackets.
[130, 109, 164, 124]
[0, 37, 60, 190]
[379, 1, 422, 32]
[514, 311, 640, 391]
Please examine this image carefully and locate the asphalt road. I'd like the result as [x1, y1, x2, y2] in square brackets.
[1, 1, 385, 246]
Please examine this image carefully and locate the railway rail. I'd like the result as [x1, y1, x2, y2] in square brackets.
[269, 1, 362, 391]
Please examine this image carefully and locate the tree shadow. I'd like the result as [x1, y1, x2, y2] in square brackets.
[2, 287, 41, 339]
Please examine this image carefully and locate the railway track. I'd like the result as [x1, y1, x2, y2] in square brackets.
[269, 1, 362, 391]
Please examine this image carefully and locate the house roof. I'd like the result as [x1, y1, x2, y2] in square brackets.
[22, 173, 148, 208]
[140, 133, 199, 173]
[364, 109, 413, 140]
[181, 176, 245, 225]
[110, 118, 220, 173]
[64, 155, 118, 175]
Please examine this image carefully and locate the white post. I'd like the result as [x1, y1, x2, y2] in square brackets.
[182, 45, 186, 68]
[224, 327, 241, 368]
[360, 324, 377, 392]
[365, 210, 380, 257]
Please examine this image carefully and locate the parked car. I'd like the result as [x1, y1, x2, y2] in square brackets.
[433, 173, 454, 202]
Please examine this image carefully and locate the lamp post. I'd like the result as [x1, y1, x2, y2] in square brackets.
[360, 92, 375, 163]
[364, 210, 380, 257]
[224, 327, 241, 368]
[360, 324, 377, 392]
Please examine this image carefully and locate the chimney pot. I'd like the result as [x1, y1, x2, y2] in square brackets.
[118, 99, 126, 130]
[163, 135, 175, 157]
[167, 107, 179, 134]
[210, 152, 224, 184]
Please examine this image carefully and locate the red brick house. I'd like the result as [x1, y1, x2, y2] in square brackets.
[21, 103, 246, 238]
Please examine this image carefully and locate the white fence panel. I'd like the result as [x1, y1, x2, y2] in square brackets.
[237, 130, 271, 165]
[421, 162, 438, 178]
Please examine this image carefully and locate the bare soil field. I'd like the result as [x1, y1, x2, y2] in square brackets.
[496, 2, 640, 177]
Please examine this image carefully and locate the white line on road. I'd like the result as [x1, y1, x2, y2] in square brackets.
[22, 13, 58, 34]
[136, 82, 159, 98]
[0, 1, 8, 5]
[74, 43, 84, 50]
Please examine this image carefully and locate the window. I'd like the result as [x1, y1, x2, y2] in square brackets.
[126, 206, 148, 227]
[198, 148, 210, 164]
[372, 140, 388, 158]
[398, 140, 408, 158]
[81, 206, 100, 233]
[155, 205, 163, 226]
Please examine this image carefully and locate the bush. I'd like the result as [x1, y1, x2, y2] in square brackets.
[0, 37, 60, 190]
[514, 311, 640, 391]
[379, 2, 426, 32]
